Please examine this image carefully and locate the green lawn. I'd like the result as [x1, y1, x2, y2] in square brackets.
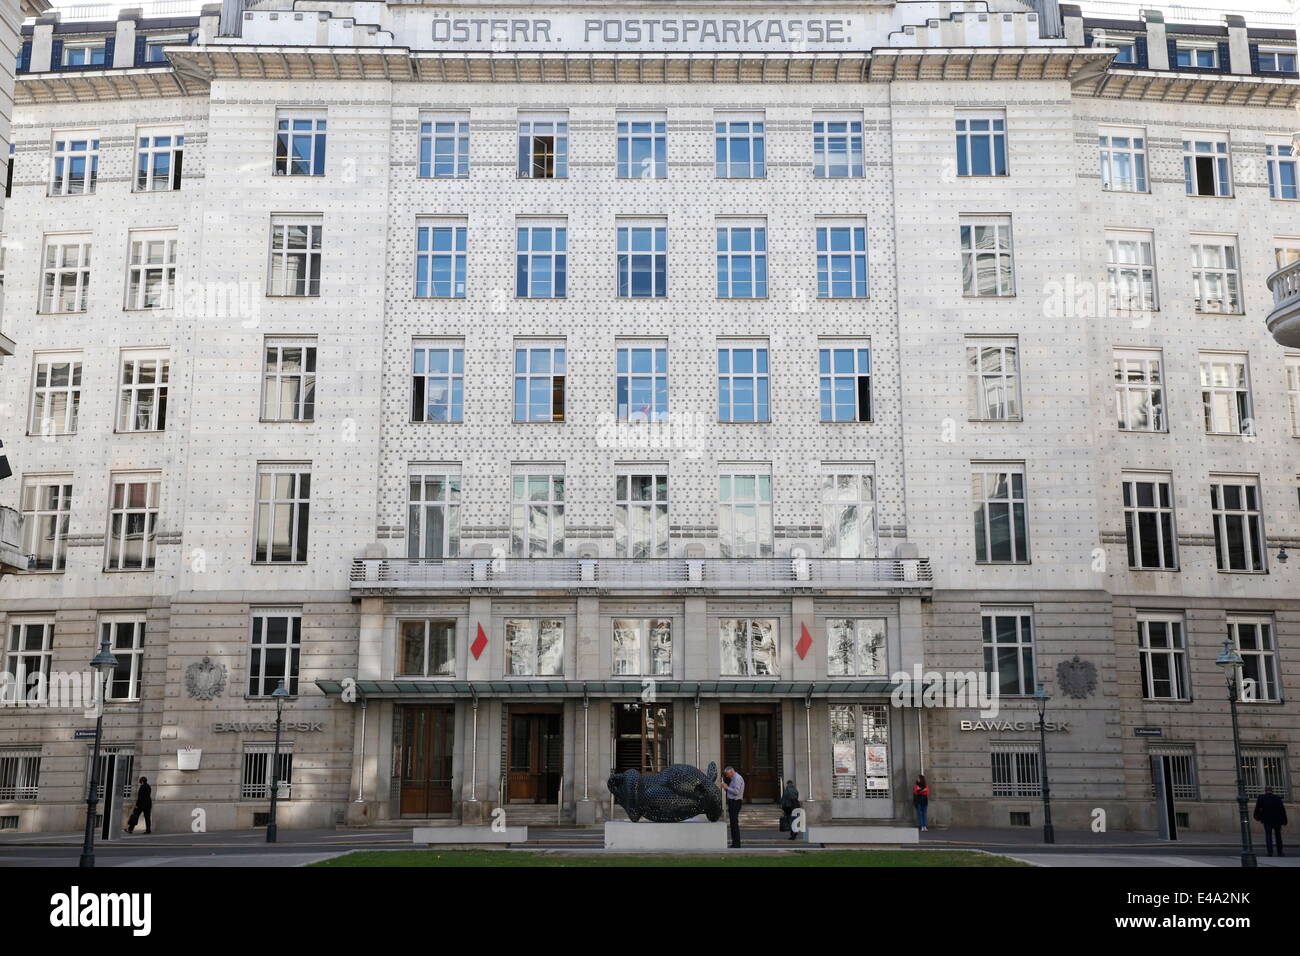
[312, 849, 1024, 867]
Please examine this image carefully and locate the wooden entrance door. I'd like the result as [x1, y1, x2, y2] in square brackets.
[507, 707, 562, 803]
[400, 705, 454, 816]
[721, 706, 778, 802]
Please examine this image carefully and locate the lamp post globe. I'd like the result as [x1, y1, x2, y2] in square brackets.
[1215, 639, 1257, 868]
[79, 636, 119, 868]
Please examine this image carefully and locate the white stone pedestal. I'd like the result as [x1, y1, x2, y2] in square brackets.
[412, 825, 527, 844]
[604, 820, 729, 850]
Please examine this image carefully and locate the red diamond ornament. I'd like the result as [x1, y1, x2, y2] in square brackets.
[796, 623, 813, 660]
[471, 623, 488, 660]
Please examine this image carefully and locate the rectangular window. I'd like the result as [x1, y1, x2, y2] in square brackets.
[718, 469, 773, 558]
[612, 619, 672, 676]
[819, 344, 871, 422]
[411, 342, 463, 423]
[1258, 47, 1298, 72]
[719, 619, 779, 676]
[415, 221, 467, 298]
[960, 217, 1014, 296]
[143, 34, 188, 63]
[1229, 617, 1279, 702]
[716, 221, 767, 298]
[1242, 749, 1289, 797]
[1174, 43, 1217, 69]
[830, 704, 890, 799]
[615, 469, 669, 558]
[1137, 613, 1188, 700]
[717, 344, 769, 422]
[268, 218, 322, 296]
[1106, 230, 1157, 311]
[0, 751, 42, 801]
[616, 343, 667, 422]
[240, 743, 293, 799]
[124, 232, 177, 309]
[955, 109, 1007, 177]
[617, 112, 666, 179]
[510, 470, 564, 557]
[813, 115, 864, 178]
[1210, 477, 1265, 572]
[515, 222, 566, 298]
[1150, 747, 1199, 800]
[1191, 237, 1241, 313]
[1122, 473, 1178, 570]
[1200, 353, 1252, 435]
[49, 134, 98, 196]
[517, 113, 567, 179]
[1114, 349, 1165, 432]
[29, 354, 82, 435]
[106, 474, 160, 571]
[827, 619, 886, 677]
[274, 110, 326, 177]
[62, 41, 106, 67]
[247, 608, 302, 697]
[20, 476, 72, 572]
[5, 621, 53, 704]
[714, 113, 765, 178]
[1275, 241, 1300, 270]
[253, 464, 311, 564]
[135, 130, 183, 191]
[505, 618, 564, 676]
[972, 465, 1030, 563]
[982, 607, 1035, 696]
[966, 338, 1020, 421]
[513, 343, 565, 422]
[262, 338, 317, 423]
[991, 745, 1041, 797]
[1267, 141, 1298, 200]
[101, 616, 146, 701]
[821, 470, 876, 558]
[398, 619, 456, 677]
[89, 748, 135, 802]
[617, 222, 666, 298]
[1183, 134, 1232, 196]
[1103, 40, 1136, 64]
[816, 223, 868, 298]
[1098, 127, 1148, 192]
[116, 352, 169, 432]
[418, 112, 469, 179]
[1287, 356, 1300, 438]
[407, 468, 461, 559]
[40, 237, 91, 313]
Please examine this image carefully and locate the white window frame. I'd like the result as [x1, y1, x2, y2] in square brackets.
[717, 341, 770, 423]
[821, 467, 877, 558]
[1266, 140, 1299, 200]
[124, 230, 178, 310]
[1098, 126, 1148, 192]
[982, 607, 1036, 697]
[1174, 41, 1218, 69]
[1210, 476, 1266, 573]
[614, 467, 669, 558]
[105, 473, 161, 572]
[101, 615, 146, 702]
[40, 235, 92, 313]
[253, 463, 311, 564]
[274, 109, 326, 177]
[1105, 230, 1157, 312]
[1114, 348, 1166, 433]
[716, 219, 768, 299]
[816, 220, 869, 299]
[134, 128, 183, 192]
[29, 352, 82, 435]
[1286, 355, 1300, 438]
[1200, 352, 1252, 436]
[1190, 236, 1242, 313]
[1258, 46, 1297, 73]
[1183, 133, 1232, 197]
[1228, 616, 1280, 702]
[1137, 612, 1189, 701]
[718, 466, 773, 558]
[61, 40, 105, 67]
[812, 113, 864, 179]
[415, 218, 467, 299]
[504, 618, 565, 677]
[714, 112, 765, 179]
[406, 465, 462, 560]
[954, 108, 1008, 177]
[261, 337, 317, 423]
[517, 112, 568, 179]
[418, 111, 470, 179]
[510, 467, 565, 557]
[719, 618, 779, 677]
[513, 340, 566, 422]
[612, 618, 672, 677]
[617, 219, 667, 299]
[19, 475, 72, 572]
[4, 619, 53, 705]
[411, 340, 463, 423]
[819, 341, 872, 422]
[515, 219, 566, 298]
[616, 341, 668, 423]
[116, 350, 169, 433]
[1121, 472, 1178, 570]
[247, 607, 302, 698]
[49, 132, 99, 196]
[617, 111, 667, 180]
[267, 217, 322, 297]
[966, 337, 1021, 421]
[972, 464, 1030, 564]
[960, 216, 1014, 296]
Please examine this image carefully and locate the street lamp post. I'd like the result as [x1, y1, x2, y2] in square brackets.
[79, 635, 119, 868]
[1215, 639, 1258, 868]
[1032, 684, 1055, 845]
[266, 680, 290, 844]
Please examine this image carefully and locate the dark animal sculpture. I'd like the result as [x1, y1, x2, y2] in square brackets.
[607, 762, 724, 823]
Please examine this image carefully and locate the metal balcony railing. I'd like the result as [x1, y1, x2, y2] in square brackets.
[349, 556, 933, 591]
[1266, 258, 1300, 349]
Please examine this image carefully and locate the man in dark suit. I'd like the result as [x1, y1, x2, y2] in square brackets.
[1253, 786, 1287, 857]
[126, 776, 153, 834]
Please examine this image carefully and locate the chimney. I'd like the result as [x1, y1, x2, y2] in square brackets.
[1060, 3, 1083, 45]
[114, 8, 141, 69]
[30, 11, 58, 72]
[1225, 15, 1250, 75]
[1143, 9, 1169, 70]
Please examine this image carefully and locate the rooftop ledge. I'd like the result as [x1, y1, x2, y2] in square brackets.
[349, 556, 933, 595]
[1266, 258, 1300, 349]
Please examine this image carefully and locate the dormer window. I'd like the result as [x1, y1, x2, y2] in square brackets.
[1258, 47, 1297, 73]
[62, 41, 106, 67]
[144, 35, 188, 64]
[1174, 42, 1218, 69]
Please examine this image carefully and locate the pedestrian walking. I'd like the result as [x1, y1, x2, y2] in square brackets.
[126, 776, 152, 835]
[780, 779, 801, 841]
[1253, 785, 1287, 857]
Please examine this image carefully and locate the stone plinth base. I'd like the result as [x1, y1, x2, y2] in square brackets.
[604, 820, 728, 850]
[805, 826, 919, 844]
[413, 825, 526, 844]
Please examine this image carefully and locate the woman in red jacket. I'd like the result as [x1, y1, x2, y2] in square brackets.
[913, 774, 930, 831]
